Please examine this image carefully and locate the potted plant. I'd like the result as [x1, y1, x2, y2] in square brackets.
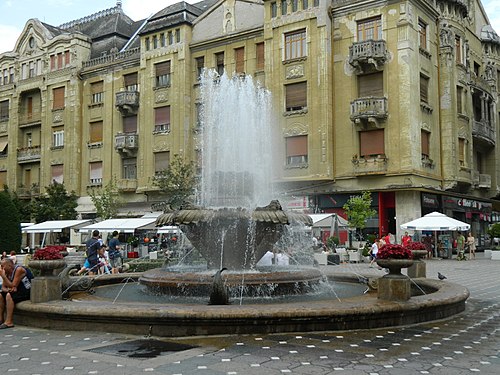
[405, 241, 428, 260]
[376, 244, 414, 275]
[28, 246, 67, 276]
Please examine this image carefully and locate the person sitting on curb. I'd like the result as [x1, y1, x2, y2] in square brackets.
[0, 258, 33, 329]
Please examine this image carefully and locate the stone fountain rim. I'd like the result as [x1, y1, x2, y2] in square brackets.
[15, 274, 468, 337]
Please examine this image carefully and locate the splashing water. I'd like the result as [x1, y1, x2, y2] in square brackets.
[198, 70, 274, 209]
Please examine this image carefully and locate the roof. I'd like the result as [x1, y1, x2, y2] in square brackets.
[139, 1, 205, 35]
[22, 220, 92, 233]
[308, 214, 349, 228]
[78, 218, 158, 233]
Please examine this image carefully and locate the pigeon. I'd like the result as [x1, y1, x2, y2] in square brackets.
[438, 272, 447, 280]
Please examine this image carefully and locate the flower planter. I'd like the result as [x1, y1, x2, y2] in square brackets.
[376, 259, 414, 276]
[28, 259, 67, 277]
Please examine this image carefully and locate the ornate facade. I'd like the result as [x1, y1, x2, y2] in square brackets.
[0, 0, 499, 243]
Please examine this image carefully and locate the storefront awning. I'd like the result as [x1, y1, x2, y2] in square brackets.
[308, 214, 349, 228]
[79, 218, 158, 233]
[22, 220, 92, 233]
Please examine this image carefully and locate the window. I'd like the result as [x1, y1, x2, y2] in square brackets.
[154, 106, 171, 133]
[421, 130, 430, 158]
[271, 2, 277, 18]
[455, 36, 462, 64]
[359, 129, 384, 157]
[291, 0, 298, 12]
[420, 74, 429, 104]
[89, 161, 103, 185]
[155, 61, 171, 87]
[196, 56, 205, 79]
[281, 0, 287, 15]
[302, 0, 308, 9]
[285, 29, 307, 60]
[124, 73, 138, 91]
[458, 138, 465, 166]
[91, 81, 104, 104]
[286, 135, 308, 165]
[89, 121, 103, 143]
[160, 33, 165, 47]
[256, 43, 264, 71]
[123, 116, 137, 133]
[285, 82, 307, 111]
[9, 68, 13, 83]
[0, 100, 8, 121]
[313, 0, 319, 6]
[50, 55, 56, 71]
[357, 17, 382, 41]
[235, 47, 245, 74]
[168, 31, 173, 45]
[51, 164, 63, 184]
[64, 51, 70, 66]
[0, 171, 6, 186]
[153, 35, 158, 49]
[154, 151, 170, 174]
[215, 52, 225, 76]
[358, 72, 383, 97]
[0, 136, 7, 157]
[52, 87, 65, 110]
[457, 86, 463, 114]
[175, 28, 180, 43]
[418, 19, 427, 50]
[195, 103, 202, 128]
[474, 62, 480, 77]
[145, 37, 150, 51]
[123, 158, 137, 180]
[52, 127, 64, 148]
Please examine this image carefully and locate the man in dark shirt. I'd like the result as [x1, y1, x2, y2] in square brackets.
[107, 231, 123, 274]
[86, 230, 101, 275]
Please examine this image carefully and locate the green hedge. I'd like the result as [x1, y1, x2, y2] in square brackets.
[124, 259, 165, 272]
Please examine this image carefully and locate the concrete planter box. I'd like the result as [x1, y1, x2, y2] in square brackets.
[484, 249, 492, 259]
[491, 251, 500, 260]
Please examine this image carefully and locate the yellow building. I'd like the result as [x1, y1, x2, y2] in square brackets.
[0, 0, 499, 245]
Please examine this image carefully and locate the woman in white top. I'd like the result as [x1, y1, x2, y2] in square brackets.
[369, 240, 379, 267]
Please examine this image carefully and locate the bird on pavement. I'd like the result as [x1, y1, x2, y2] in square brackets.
[438, 272, 447, 280]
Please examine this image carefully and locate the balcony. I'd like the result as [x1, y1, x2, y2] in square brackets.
[118, 178, 138, 192]
[16, 184, 39, 198]
[471, 170, 480, 186]
[349, 40, 389, 73]
[115, 91, 140, 116]
[479, 173, 491, 189]
[115, 133, 138, 155]
[350, 97, 388, 127]
[19, 111, 41, 126]
[17, 145, 41, 163]
[472, 120, 495, 146]
[352, 155, 388, 175]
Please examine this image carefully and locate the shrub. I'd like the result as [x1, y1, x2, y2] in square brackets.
[33, 246, 66, 260]
[377, 244, 413, 260]
[405, 242, 426, 251]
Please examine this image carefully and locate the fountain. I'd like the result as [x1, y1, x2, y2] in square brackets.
[141, 71, 322, 298]
[15, 71, 469, 338]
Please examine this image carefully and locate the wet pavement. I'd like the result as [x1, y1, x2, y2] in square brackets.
[1, 253, 499, 374]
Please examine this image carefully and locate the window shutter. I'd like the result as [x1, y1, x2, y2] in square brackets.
[124, 73, 138, 87]
[123, 116, 137, 133]
[421, 130, 430, 156]
[155, 151, 170, 172]
[420, 75, 429, 103]
[57, 53, 63, 69]
[90, 121, 103, 143]
[155, 61, 170, 76]
[0, 135, 7, 153]
[256, 43, 264, 70]
[286, 135, 308, 156]
[458, 138, 465, 162]
[360, 129, 384, 156]
[53, 87, 65, 109]
[91, 81, 103, 94]
[0, 171, 6, 187]
[90, 162, 102, 179]
[285, 82, 307, 109]
[155, 106, 170, 125]
[358, 73, 383, 97]
[50, 55, 56, 70]
[235, 47, 245, 73]
[216, 53, 224, 66]
[0, 100, 8, 119]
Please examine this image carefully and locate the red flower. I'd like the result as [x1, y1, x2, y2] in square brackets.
[405, 242, 426, 251]
[377, 244, 413, 260]
[33, 246, 66, 260]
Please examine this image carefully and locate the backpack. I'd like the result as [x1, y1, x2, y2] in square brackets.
[23, 266, 34, 281]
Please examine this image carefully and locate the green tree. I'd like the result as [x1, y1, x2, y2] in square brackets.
[343, 191, 377, 245]
[0, 190, 22, 251]
[30, 182, 78, 223]
[153, 154, 198, 209]
[88, 177, 122, 219]
[2, 186, 32, 222]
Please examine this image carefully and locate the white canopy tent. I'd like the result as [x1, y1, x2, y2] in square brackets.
[400, 212, 470, 231]
[78, 218, 158, 233]
[22, 219, 92, 247]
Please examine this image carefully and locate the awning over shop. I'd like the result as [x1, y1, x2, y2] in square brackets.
[308, 214, 349, 228]
[78, 218, 158, 233]
[22, 220, 92, 233]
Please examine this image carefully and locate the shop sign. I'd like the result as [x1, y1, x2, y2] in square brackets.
[422, 193, 440, 208]
[443, 196, 492, 212]
[285, 196, 309, 211]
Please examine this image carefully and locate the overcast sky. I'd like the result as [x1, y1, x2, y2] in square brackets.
[0, 0, 499, 54]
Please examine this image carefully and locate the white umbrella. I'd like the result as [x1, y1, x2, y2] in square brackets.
[400, 211, 470, 231]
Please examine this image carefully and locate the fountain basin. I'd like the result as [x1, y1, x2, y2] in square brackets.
[15, 274, 469, 337]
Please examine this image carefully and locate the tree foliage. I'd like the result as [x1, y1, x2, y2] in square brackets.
[0, 190, 22, 251]
[342, 191, 377, 230]
[30, 182, 78, 223]
[488, 223, 500, 238]
[153, 154, 198, 209]
[88, 177, 122, 219]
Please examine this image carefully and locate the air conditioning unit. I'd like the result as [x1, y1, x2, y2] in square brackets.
[125, 135, 137, 148]
[115, 135, 126, 149]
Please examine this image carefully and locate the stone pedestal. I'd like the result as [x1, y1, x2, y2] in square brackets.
[31, 277, 62, 303]
[407, 259, 426, 278]
[378, 275, 411, 301]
